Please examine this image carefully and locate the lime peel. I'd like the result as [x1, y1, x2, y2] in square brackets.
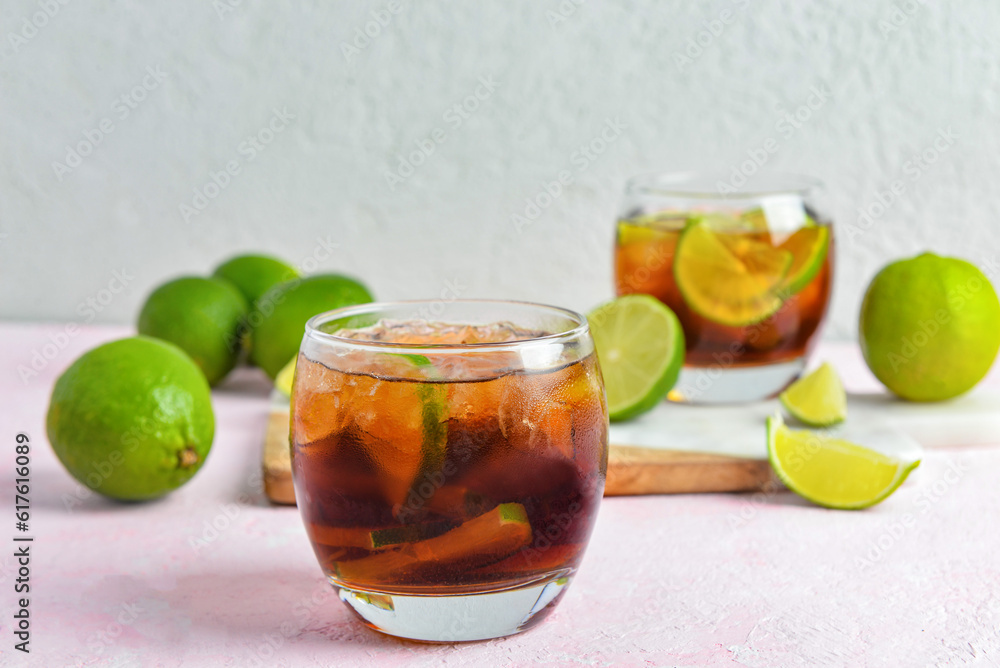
[766, 413, 919, 510]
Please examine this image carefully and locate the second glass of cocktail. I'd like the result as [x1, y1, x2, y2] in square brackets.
[615, 172, 834, 403]
[290, 300, 608, 642]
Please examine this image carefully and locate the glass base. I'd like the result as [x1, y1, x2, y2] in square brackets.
[669, 357, 806, 404]
[336, 572, 571, 642]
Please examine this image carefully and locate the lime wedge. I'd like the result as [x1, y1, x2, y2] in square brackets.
[766, 414, 920, 509]
[275, 355, 297, 396]
[777, 224, 829, 295]
[588, 295, 685, 421]
[674, 221, 792, 327]
[334, 503, 532, 582]
[779, 362, 847, 427]
[376, 353, 448, 506]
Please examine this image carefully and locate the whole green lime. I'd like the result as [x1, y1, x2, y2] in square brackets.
[212, 254, 299, 307]
[859, 252, 1000, 401]
[47, 337, 215, 501]
[250, 274, 373, 379]
[138, 276, 248, 386]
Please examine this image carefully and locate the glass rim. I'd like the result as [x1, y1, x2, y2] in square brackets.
[625, 170, 823, 199]
[303, 298, 591, 353]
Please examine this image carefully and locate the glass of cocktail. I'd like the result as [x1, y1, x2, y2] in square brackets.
[615, 172, 834, 403]
[290, 300, 608, 642]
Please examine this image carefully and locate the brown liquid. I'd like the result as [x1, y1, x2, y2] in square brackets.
[291, 353, 608, 594]
[615, 220, 833, 366]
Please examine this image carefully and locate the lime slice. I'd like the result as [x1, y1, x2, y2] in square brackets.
[674, 221, 793, 326]
[275, 355, 297, 396]
[779, 362, 846, 427]
[334, 503, 531, 582]
[376, 353, 448, 505]
[588, 295, 685, 422]
[766, 414, 920, 509]
[777, 224, 829, 295]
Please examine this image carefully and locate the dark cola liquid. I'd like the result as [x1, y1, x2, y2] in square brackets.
[291, 352, 608, 594]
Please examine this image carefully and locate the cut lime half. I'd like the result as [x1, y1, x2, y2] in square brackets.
[779, 362, 846, 427]
[766, 414, 919, 510]
[588, 295, 685, 422]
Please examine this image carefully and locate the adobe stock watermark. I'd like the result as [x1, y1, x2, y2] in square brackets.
[85, 601, 144, 658]
[51, 65, 168, 182]
[673, 0, 751, 72]
[716, 83, 831, 194]
[212, 0, 245, 20]
[4, 0, 73, 58]
[511, 117, 628, 233]
[17, 268, 135, 385]
[878, 0, 926, 40]
[844, 127, 959, 244]
[879, 256, 986, 374]
[383, 75, 500, 190]
[188, 470, 264, 552]
[60, 399, 203, 512]
[246, 580, 338, 666]
[855, 457, 968, 572]
[546, 0, 586, 27]
[224, 234, 342, 355]
[727, 478, 784, 530]
[340, 1, 407, 63]
[178, 107, 295, 223]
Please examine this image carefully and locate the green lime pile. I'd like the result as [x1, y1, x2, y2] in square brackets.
[47, 337, 215, 501]
[50, 251, 373, 502]
[136, 254, 373, 386]
[138, 277, 248, 386]
[250, 274, 374, 379]
[212, 254, 299, 307]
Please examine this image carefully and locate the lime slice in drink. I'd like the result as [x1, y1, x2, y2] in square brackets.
[777, 224, 829, 295]
[588, 295, 685, 422]
[335, 503, 531, 582]
[373, 353, 448, 509]
[779, 362, 847, 427]
[274, 355, 297, 396]
[739, 208, 770, 233]
[766, 414, 920, 509]
[673, 220, 793, 327]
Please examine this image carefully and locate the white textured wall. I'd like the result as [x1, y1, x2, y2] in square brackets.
[2, 0, 999, 339]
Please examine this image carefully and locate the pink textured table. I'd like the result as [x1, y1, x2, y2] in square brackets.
[3, 323, 1000, 667]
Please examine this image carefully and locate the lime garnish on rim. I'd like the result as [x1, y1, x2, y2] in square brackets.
[779, 362, 846, 427]
[588, 295, 685, 422]
[766, 413, 919, 510]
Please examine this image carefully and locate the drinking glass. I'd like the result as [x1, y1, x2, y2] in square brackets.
[290, 300, 608, 641]
[615, 171, 834, 403]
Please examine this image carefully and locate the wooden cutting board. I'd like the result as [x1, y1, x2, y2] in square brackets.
[261, 394, 778, 505]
